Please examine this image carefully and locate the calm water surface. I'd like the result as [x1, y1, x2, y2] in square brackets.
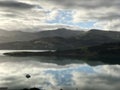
[0, 50, 120, 90]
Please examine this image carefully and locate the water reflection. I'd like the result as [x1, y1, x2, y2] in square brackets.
[0, 55, 119, 90]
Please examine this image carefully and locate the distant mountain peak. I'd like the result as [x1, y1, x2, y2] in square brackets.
[89, 29, 103, 31]
[55, 28, 70, 31]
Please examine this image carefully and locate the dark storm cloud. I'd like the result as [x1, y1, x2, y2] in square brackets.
[0, 1, 35, 9]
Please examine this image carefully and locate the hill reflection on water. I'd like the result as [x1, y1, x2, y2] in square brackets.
[0, 50, 119, 90]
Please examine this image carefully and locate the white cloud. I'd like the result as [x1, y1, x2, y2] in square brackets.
[46, 10, 59, 20]
[0, 0, 120, 31]
[94, 19, 120, 31]
[72, 7, 120, 30]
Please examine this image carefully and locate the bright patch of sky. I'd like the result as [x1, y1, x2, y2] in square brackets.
[47, 10, 73, 24]
[46, 10, 96, 29]
[76, 21, 96, 29]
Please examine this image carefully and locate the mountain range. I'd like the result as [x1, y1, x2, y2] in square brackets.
[0, 28, 84, 43]
[0, 28, 120, 50]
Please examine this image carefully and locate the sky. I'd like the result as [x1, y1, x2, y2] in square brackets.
[0, 0, 120, 31]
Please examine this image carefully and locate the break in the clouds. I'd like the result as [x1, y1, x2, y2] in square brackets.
[0, 0, 120, 31]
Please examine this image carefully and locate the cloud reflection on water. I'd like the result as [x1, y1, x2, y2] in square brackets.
[0, 57, 120, 90]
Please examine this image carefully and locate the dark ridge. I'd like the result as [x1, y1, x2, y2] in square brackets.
[4, 42, 120, 64]
[21, 87, 40, 90]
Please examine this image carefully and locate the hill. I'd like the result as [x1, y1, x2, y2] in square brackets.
[0, 29, 120, 49]
[0, 28, 85, 43]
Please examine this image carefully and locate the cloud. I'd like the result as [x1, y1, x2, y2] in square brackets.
[94, 19, 120, 31]
[0, 0, 120, 31]
[0, 1, 35, 9]
[32, 0, 119, 11]
[47, 10, 59, 20]
[72, 7, 120, 30]
[37, 0, 120, 31]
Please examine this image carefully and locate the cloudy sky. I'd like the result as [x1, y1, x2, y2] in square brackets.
[0, 0, 120, 31]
